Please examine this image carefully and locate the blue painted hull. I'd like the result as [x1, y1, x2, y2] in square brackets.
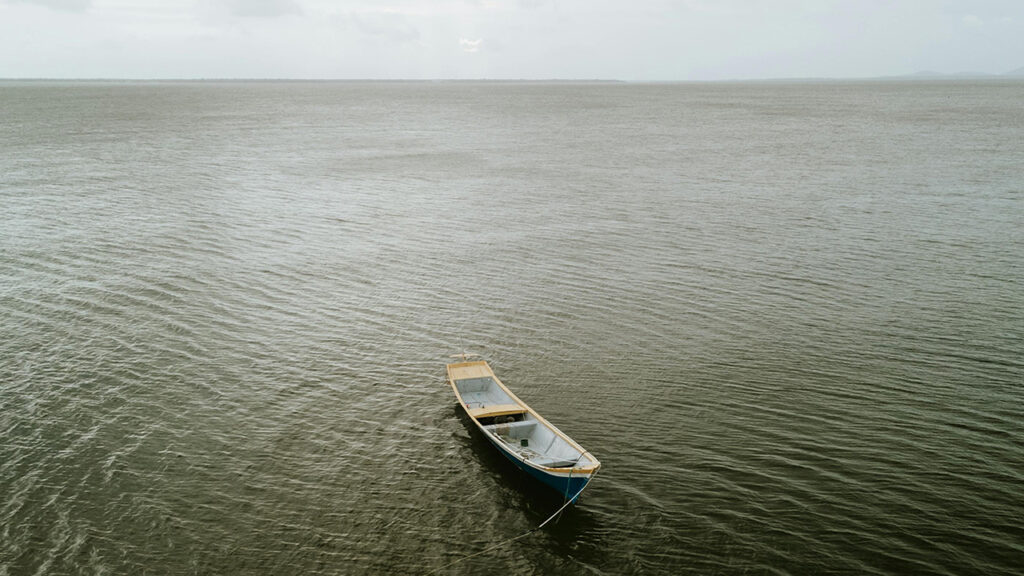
[486, 434, 591, 502]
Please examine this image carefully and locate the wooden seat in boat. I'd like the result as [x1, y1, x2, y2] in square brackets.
[467, 403, 527, 419]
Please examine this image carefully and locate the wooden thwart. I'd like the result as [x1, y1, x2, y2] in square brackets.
[447, 361, 493, 380]
[467, 403, 527, 419]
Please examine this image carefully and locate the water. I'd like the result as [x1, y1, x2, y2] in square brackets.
[1, 80, 1022, 575]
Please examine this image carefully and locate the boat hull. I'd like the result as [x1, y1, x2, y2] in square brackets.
[446, 359, 599, 502]
[484, 430, 592, 501]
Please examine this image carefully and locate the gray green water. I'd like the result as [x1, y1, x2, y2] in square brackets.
[1, 80, 1022, 575]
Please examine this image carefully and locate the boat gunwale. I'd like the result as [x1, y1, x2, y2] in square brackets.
[446, 360, 601, 475]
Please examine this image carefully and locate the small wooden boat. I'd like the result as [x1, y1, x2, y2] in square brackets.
[446, 357, 600, 501]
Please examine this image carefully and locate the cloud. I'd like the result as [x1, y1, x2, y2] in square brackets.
[3, 0, 90, 12]
[962, 14, 983, 28]
[3, 0, 1024, 80]
[350, 10, 420, 43]
[217, 0, 301, 19]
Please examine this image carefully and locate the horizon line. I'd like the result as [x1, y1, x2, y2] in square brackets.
[2, 72, 1023, 83]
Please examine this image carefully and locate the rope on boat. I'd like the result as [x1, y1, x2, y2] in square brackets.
[425, 468, 599, 575]
[557, 451, 591, 524]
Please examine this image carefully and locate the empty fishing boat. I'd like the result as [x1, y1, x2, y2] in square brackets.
[446, 357, 600, 501]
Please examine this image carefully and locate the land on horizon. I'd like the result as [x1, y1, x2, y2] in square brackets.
[3, 69, 1024, 83]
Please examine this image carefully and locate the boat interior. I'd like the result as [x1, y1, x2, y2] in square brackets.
[454, 376, 598, 470]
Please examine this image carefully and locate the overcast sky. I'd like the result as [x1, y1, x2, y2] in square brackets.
[1, 0, 1022, 80]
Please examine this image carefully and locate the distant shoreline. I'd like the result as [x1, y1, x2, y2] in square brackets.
[1, 76, 1022, 84]
[0, 78, 626, 84]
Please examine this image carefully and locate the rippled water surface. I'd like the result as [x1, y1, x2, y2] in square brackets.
[1, 80, 1022, 575]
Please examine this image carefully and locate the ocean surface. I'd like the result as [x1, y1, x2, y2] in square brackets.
[1, 80, 1022, 575]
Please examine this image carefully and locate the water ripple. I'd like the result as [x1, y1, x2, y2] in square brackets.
[2, 80, 1023, 575]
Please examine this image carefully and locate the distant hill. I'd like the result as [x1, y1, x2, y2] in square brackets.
[879, 68, 1024, 80]
[882, 70, 990, 80]
[918, 70, 992, 78]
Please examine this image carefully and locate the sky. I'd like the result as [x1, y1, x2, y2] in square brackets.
[1, 0, 1022, 80]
